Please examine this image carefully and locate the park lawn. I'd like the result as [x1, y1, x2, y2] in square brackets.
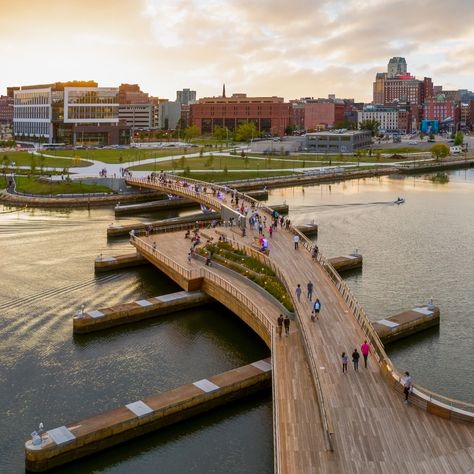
[46, 146, 215, 164]
[1, 151, 91, 169]
[129, 155, 325, 172]
[173, 170, 299, 182]
[247, 153, 412, 163]
[15, 176, 112, 195]
[370, 147, 425, 154]
[0, 176, 6, 188]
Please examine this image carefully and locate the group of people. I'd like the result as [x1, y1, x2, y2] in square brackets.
[294, 281, 322, 322]
[341, 341, 370, 373]
[277, 314, 291, 337]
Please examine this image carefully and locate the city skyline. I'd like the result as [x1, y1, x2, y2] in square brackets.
[1, 0, 473, 101]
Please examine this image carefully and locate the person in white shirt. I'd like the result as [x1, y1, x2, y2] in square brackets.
[293, 234, 300, 250]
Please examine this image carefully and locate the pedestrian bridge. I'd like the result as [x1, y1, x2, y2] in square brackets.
[126, 175, 474, 473]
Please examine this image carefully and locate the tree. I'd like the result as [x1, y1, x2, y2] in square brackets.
[179, 156, 186, 168]
[235, 122, 259, 142]
[184, 125, 200, 142]
[454, 131, 464, 146]
[204, 154, 214, 168]
[430, 144, 450, 161]
[285, 125, 295, 136]
[213, 126, 228, 142]
[359, 119, 380, 137]
[333, 119, 357, 130]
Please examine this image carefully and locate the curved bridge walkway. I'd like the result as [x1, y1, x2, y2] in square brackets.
[127, 176, 474, 474]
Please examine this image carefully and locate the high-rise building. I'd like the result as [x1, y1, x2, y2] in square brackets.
[387, 57, 407, 78]
[190, 93, 292, 136]
[176, 89, 196, 105]
[372, 58, 432, 106]
[13, 81, 130, 145]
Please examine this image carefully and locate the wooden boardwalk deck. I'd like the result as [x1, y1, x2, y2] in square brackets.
[127, 176, 474, 474]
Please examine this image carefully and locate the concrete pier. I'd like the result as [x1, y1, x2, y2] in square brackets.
[294, 223, 318, 236]
[115, 198, 198, 215]
[94, 252, 147, 271]
[107, 212, 220, 237]
[327, 254, 363, 273]
[73, 290, 212, 333]
[270, 203, 289, 215]
[373, 306, 440, 344]
[25, 358, 272, 472]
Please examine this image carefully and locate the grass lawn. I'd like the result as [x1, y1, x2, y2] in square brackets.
[14, 176, 112, 195]
[172, 171, 299, 182]
[370, 147, 425, 154]
[129, 154, 329, 172]
[46, 146, 215, 164]
[247, 153, 419, 163]
[1, 151, 91, 168]
[0, 176, 6, 188]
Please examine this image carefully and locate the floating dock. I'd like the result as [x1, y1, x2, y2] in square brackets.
[327, 254, 363, 272]
[107, 212, 220, 237]
[73, 290, 212, 333]
[25, 358, 272, 472]
[94, 252, 147, 271]
[294, 223, 318, 236]
[373, 306, 440, 344]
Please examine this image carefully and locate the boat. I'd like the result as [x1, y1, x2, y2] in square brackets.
[394, 197, 405, 205]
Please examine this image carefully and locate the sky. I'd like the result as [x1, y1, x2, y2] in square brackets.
[1, 0, 473, 102]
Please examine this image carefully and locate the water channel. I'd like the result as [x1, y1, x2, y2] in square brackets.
[0, 168, 473, 472]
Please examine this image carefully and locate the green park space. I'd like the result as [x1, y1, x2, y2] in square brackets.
[170, 170, 298, 182]
[45, 146, 215, 164]
[14, 176, 112, 195]
[1, 151, 91, 169]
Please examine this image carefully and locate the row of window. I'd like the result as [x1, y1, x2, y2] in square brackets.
[15, 93, 50, 106]
[14, 122, 50, 136]
[67, 90, 118, 104]
[14, 106, 50, 119]
[67, 106, 118, 120]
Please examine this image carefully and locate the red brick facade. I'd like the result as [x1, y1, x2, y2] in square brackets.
[190, 94, 291, 136]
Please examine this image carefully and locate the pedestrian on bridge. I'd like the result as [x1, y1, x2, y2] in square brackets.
[361, 341, 370, 368]
[283, 315, 290, 336]
[277, 314, 284, 338]
[311, 299, 321, 321]
[352, 349, 360, 371]
[307, 281, 314, 301]
[402, 371, 413, 403]
[342, 352, 348, 373]
[293, 234, 300, 249]
[295, 284, 302, 302]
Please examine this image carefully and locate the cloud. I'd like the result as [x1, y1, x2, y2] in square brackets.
[0, 0, 472, 102]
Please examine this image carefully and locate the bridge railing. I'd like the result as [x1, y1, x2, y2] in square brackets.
[289, 225, 474, 415]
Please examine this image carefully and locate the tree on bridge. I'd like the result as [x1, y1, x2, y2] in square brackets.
[430, 143, 450, 161]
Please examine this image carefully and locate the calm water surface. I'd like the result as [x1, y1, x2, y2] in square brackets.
[0, 207, 272, 473]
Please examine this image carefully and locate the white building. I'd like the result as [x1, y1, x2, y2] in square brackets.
[358, 107, 399, 134]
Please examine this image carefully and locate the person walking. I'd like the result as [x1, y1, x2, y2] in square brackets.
[361, 340, 370, 368]
[402, 371, 413, 403]
[295, 284, 302, 302]
[269, 225, 273, 238]
[352, 348, 360, 371]
[342, 352, 348, 373]
[283, 315, 290, 336]
[277, 314, 284, 338]
[307, 281, 314, 301]
[293, 234, 300, 249]
[311, 298, 321, 321]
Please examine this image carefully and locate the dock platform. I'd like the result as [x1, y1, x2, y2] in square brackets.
[94, 252, 147, 272]
[73, 290, 212, 333]
[327, 253, 362, 272]
[25, 358, 272, 472]
[373, 305, 440, 344]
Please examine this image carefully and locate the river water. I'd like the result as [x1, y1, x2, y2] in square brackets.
[1, 168, 473, 472]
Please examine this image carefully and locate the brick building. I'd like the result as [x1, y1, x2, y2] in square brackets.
[190, 93, 291, 136]
[423, 95, 460, 130]
[0, 96, 14, 124]
[303, 101, 345, 130]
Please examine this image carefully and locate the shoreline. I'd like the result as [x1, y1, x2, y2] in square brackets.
[1, 157, 473, 208]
